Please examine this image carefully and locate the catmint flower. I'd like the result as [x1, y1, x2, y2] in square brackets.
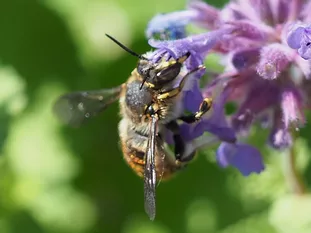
[287, 23, 311, 60]
[145, 32, 264, 175]
[216, 142, 264, 176]
[146, 2, 220, 40]
[146, 11, 196, 40]
[144, 0, 311, 175]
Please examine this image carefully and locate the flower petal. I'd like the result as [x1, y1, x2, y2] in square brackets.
[268, 127, 292, 150]
[178, 119, 236, 143]
[230, 77, 280, 135]
[298, 42, 311, 60]
[231, 109, 254, 136]
[249, 0, 273, 24]
[216, 142, 265, 176]
[149, 29, 230, 52]
[256, 43, 292, 79]
[146, 1, 222, 40]
[183, 81, 203, 112]
[294, 56, 311, 78]
[281, 88, 305, 128]
[196, 121, 236, 143]
[286, 24, 311, 60]
[268, 110, 292, 150]
[268, 0, 290, 24]
[287, 25, 307, 49]
[146, 10, 197, 40]
[188, 0, 220, 29]
[301, 1, 311, 22]
[231, 48, 260, 70]
[220, 1, 261, 22]
[226, 20, 273, 41]
[148, 28, 233, 70]
[227, 73, 280, 113]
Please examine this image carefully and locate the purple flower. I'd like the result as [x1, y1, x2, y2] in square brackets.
[281, 88, 305, 128]
[146, 10, 198, 40]
[287, 24, 311, 60]
[256, 43, 293, 80]
[216, 142, 264, 176]
[146, 2, 220, 40]
[146, 12, 189, 40]
[145, 0, 311, 176]
[146, 28, 233, 112]
[148, 28, 233, 71]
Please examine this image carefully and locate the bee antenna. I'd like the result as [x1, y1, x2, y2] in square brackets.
[105, 34, 148, 60]
[140, 77, 148, 90]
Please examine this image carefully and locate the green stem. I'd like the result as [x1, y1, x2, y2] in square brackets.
[282, 145, 306, 195]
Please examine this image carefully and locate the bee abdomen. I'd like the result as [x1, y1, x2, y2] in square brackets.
[119, 119, 183, 180]
[121, 141, 145, 177]
[121, 139, 183, 181]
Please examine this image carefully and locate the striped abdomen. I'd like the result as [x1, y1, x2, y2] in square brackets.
[119, 118, 181, 181]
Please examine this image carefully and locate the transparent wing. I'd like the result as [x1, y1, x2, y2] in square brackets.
[53, 86, 122, 127]
[144, 115, 158, 221]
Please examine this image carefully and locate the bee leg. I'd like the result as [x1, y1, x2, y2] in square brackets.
[165, 120, 185, 161]
[165, 120, 197, 164]
[157, 65, 205, 100]
[179, 97, 213, 123]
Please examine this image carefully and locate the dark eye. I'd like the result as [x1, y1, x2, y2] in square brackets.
[155, 63, 181, 84]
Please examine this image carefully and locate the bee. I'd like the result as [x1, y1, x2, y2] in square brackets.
[53, 34, 213, 220]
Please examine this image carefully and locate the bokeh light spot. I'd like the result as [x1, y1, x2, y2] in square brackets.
[186, 198, 218, 233]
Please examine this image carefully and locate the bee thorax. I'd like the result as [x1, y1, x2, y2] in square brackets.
[122, 80, 153, 122]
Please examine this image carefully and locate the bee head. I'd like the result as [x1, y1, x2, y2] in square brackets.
[137, 52, 190, 89]
[104, 34, 191, 89]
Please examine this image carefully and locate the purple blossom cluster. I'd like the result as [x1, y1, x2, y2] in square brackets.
[145, 0, 311, 176]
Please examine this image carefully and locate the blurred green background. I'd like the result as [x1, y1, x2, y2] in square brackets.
[1, 0, 311, 233]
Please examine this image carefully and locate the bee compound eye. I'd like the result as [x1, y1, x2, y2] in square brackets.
[154, 62, 181, 84]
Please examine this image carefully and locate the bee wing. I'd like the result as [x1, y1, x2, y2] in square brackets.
[144, 115, 158, 221]
[53, 85, 122, 127]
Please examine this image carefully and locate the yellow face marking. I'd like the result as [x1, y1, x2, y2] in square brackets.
[157, 52, 188, 69]
[177, 54, 190, 63]
[157, 89, 180, 100]
[145, 82, 155, 88]
[155, 60, 177, 70]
